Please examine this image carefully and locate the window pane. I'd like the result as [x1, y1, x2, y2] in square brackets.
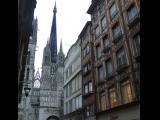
[127, 5, 138, 21]
[117, 48, 126, 66]
[101, 16, 107, 31]
[133, 33, 140, 54]
[113, 24, 121, 37]
[106, 60, 113, 75]
[110, 3, 117, 19]
[95, 26, 100, 38]
[72, 98, 75, 111]
[121, 81, 133, 104]
[100, 92, 106, 111]
[76, 97, 79, 109]
[89, 82, 93, 92]
[109, 88, 117, 108]
[79, 95, 82, 108]
[96, 45, 101, 59]
[85, 84, 88, 94]
[98, 66, 104, 81]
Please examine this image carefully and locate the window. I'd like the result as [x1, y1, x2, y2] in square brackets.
[95, 26, 100, 38]
[98, 66, 104, 81]
[96, 44, 101, 59]
[86, 104, 93, 117]
[76, 96, 79, 109]
[106, 59, 113, 75]
[109, 87, 117, 108]
[127, 4, 138, 21]
[72, 98, 76, 111]
[83, 48, 86, 58]
[76, 77, 79, 91]
[83, 63, 91, 74]
[69, 83, 72, 96]
[101, 16, 107, 31]
[100, 92, 106, 111]
[72, 79, 75, 93]
[69, 100, 72, 112]
[79, 95, 82, 108]
[133, 33, 140, 55]
[110, 3, 118, 20]
[116, 48, 127, 67]
[66, 85, 69, 97]
[121, 80, 133, 104]
[83, 45, 90, 58]
[69, 66, 72, 76]
[103, 35, 110, 48]
[99, 0, 105, 14]
[112, 23, 121, 38]
[84, 84, 88, 94]
[66, 102, 69, 114]
[75, 95, 82, 109]
[89, 82, 93, 92]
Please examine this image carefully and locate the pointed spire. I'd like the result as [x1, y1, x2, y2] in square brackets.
[53, 0, 57, 13]
[49, 0, 57, 63]
[35, 69, 41, 80]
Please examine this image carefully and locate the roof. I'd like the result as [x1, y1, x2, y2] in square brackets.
[87, 0, 98, 14]
[78, 21, 92, 39]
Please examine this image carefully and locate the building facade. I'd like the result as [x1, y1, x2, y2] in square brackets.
[30, 70, 41, 120]
[18, 18, 38, 120]
[37, 3, 65, 120]
[63, 38, 83, 120]
[79, 21, 96, 120]
[18, 0, 37, 103]
[87, 0, 140, 120]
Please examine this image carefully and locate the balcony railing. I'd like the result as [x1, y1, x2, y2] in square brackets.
[105, 73, 114, 80]
[116, 63, 128, 73]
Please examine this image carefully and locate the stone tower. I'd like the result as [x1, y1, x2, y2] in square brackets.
[38, 2, 65, 120]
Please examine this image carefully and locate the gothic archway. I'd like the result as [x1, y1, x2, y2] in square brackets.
[46, 115, 59, 120]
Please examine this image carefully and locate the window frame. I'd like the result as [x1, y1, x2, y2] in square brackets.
[127, 4, 138, 22]
[112, 23, 122, 38]
[96, 44, 102, 59]
[106, 59, 113, 76]
[120, 80, 133, 104]
[98, 65, 104, 81]
[108, 87, 117, 108]
[116, 48, 127, 67]
[109, 2, 118, 20]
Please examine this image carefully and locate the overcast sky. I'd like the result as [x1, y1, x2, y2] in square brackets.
[34, 0, 91, 74]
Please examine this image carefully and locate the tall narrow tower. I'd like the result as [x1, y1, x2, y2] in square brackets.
[49, 2, 57, 63]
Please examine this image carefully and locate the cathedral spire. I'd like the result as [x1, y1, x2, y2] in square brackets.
[49, 1, 57, 63]
[53, 1, 57, 13]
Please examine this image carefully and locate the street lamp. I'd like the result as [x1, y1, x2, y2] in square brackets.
[24, 84, 31, 97]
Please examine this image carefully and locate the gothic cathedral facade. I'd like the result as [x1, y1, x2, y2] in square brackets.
[38, 2, 65, 120]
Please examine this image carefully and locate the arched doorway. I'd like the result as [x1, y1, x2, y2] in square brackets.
[46, 115, 59, 120]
